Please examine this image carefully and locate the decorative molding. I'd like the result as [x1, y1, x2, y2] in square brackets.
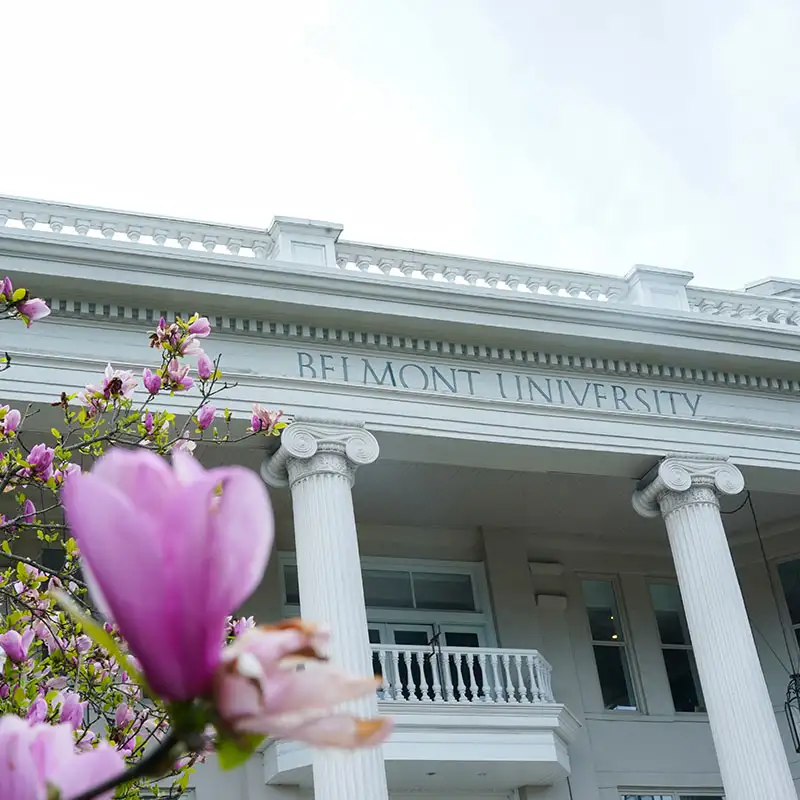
[632, 454, 745, 519]
[528, 561, 565, 576]
[536, 593, 569, 611]
[41, 298, 800, 396]
[260, 418, 379, 489]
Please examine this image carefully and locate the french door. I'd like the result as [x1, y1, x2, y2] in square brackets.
[368, 622, 487, 701]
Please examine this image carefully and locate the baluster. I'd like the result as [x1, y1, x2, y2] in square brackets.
[403, 651, 419, 701]
[465, 652, 480, 702]
[49, 216, 65, 233]
[442, 649, 456, 702]
[490, 653, 503, 702]
[178, 232, 193, 249]
[514, 654, 530, 703]
[391, 650, 402, 701]
[454, 651, 467, 702]
[429, 651, 443, 702]
[502, 653, 517, 703]
[377, 649, 388, 700]
[21, 214, 37, 230]
[526, 654, 542, 702]
[538, 657, 554, 701]
[101, 222, 116, 239]
[418, 652, 433, 702]
[0, 210, 9, 227]
[477, 652, 489, 702]
[75, 219, 91, 236]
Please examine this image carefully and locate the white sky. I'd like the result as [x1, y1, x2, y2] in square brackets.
[1, 0, 799, 288]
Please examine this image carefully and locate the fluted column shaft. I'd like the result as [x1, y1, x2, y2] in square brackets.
[633, 455, 796, 800]
[263, 421, 388, 800]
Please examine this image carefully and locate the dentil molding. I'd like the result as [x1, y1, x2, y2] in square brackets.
[41, 298, 800, 396]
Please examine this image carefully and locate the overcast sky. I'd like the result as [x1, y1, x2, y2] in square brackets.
[2, 1, 798, 289]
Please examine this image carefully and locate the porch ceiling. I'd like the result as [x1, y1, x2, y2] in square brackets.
[197, 443, 800, 543]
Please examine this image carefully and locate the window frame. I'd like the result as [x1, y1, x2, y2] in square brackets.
[620, 790, 724, 800]
[772, 554, 800, 665]
[647, 578, 705, 714]
[580, 573, 642, 713]
[278, 553, 496, 644]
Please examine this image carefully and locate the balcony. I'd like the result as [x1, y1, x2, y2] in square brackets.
[263, 645, 580, 793]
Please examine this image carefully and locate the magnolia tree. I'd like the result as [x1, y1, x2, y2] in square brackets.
[0, 279, 391, 800]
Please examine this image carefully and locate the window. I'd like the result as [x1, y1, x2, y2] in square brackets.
[621, 793, 723, 800]
[283, 563, 477, 612]
[777, 558, 800, 650]
[649, 582, 704, 713]
[582, 578, 637, 710]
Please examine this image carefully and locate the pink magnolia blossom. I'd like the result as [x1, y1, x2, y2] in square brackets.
[178, 334, 203, 357]
[0, 406, 21, 436]
[197, 405, 216, 431]
[249, 404, 284, 434]
[114, 702, 134, 730]
[142, 368, 162, 395]
[23, 444, 55, 482]
[0, 277, 13, 301]
[61, 448, 274, 701]
[0, 715, 123, 800]
[22, 499, 35, 523]
[99, 364, 137, 400]
[0, 629, 35, 663]
[16, 297, 50, 326]
[165, 358, 193, 392]
[188, 314, 211, 337]
[58, 692, 86, 731]
[197, 352, 214, 380]
[171, 436, 197, 456]
[26, 695, 48, 723]
[213, 621, 391, 748]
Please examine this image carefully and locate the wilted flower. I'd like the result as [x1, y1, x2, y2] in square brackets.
[171, 436, 197, 456]
[249, 404, 285, 434]
[61, 449, 273, 701]
[214, 621, 391, 748]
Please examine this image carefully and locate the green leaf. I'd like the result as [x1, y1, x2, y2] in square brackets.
[51, 588, 147, 691]
[216, 732, 265, 771]
[1, 541, 10, 555]
[11, 288, 26, 303]
[50, 428, 61, 441]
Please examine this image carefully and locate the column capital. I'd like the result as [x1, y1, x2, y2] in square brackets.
[260, 419, 379, 489]
[632, 453, 744, 518]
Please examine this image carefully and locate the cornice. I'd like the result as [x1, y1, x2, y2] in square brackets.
[40, 299, 800, 397]
[6, 231, 800, 367]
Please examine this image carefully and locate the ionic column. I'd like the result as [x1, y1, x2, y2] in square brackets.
[632, 454, 796, 800]
[262, 420, 388, 800]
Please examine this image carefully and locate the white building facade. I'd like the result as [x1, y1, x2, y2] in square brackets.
[3, 195, 800, 800]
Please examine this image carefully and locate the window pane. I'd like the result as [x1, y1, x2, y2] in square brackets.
[778, 559, 800, 625]
[621, 794, 672, 799]
[284, 564, 300, 605]
[650, 583, 691, 646]
[413, 572, 475, 611]
[443, 631, 480, 648]
[363, 569, 414, 608]
[583, 579, 625, 642]
[593, 644, 636, 710]
[680, 796, 724, 800]
[663, 649, 705, 712]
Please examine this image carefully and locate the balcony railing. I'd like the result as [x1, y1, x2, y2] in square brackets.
[371, 644, 554, 705]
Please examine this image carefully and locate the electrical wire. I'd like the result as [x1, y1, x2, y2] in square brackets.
[719, 490, 797, 676]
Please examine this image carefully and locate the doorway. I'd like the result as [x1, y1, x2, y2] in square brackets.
[368, 622, 488, 701]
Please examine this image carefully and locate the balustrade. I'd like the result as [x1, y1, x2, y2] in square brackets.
[371, 644, 554, 705]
